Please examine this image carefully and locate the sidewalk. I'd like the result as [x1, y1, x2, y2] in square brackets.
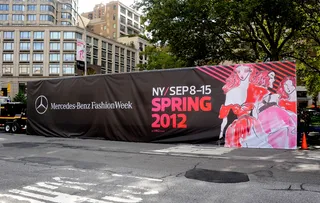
[1, 133, 319, 165]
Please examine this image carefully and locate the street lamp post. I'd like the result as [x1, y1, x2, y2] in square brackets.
[57, 0, 87, 76]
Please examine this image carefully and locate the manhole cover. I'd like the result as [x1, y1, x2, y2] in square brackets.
[185, 168, 249, 183]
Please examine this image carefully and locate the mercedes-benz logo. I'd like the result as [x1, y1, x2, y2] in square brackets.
[35, 95, 48, 115]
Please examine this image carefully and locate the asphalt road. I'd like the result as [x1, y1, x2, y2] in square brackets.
[0, 133, 320, 203]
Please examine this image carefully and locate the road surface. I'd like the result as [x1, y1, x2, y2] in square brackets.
[0, 133, 319, 203]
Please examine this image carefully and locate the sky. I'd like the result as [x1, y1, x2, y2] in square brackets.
[78, 0, 136, 13]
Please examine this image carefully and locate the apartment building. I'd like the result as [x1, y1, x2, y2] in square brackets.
[82, 1, 141, 39]
[81, 3, 105, 20]
[0, 0, 79, 26]
[0, 26, 138, 98]
[117, 35, 149, 65]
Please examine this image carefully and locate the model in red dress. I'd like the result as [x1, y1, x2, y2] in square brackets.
[219, 64, 267, 148]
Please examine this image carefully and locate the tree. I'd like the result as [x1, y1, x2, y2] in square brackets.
[136, 0, 306, 64]
[13, 91, 27, 105]
[137, 45, 186, 70]
[136, 0, 228, 66]
[290, 0, 320, 102]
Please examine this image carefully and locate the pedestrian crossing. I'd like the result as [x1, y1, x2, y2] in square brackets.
[0, 173, 163, 203]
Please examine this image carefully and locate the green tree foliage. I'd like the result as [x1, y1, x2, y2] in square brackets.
[135, 0, 228, 66]
[292, 0, 320, 99]
[137, 46, 186, 70]
[136, 0, 306, 64]
[13, 91, 27, 105]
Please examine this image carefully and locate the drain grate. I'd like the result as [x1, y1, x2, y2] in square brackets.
[185, 168, 249, 183]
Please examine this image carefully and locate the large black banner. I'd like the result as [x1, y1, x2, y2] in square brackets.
[27, 61, 298, 149]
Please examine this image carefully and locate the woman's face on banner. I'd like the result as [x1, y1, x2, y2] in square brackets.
[268, 72, 275, 88]
[284, 79, 296, 95]
[235, 65, 251, 81]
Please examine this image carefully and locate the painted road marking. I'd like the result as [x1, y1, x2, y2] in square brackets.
[0, 173, 163, 203]
[0, 194, 45, 203]
[112, 174, 163, 182]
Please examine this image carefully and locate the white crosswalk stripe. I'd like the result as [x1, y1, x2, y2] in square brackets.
[0, 173, 163, 203]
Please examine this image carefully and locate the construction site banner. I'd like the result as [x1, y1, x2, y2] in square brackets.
[27, 61, 297, 149]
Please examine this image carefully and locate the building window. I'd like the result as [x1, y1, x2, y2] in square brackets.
[101, 60, 106, 69]
[20, 53, 30, 61]
[27, 5, 36, 11]
[63, 64, 75, 74]
[120, 25, 126, 32]
[134, 14, 139, 22]
[86, 36, 91, 43]
[20, 32, 31, 39]
[120, 6, 126, 14]
[113, 32, 116, 39]
[33, 64, 43, 74]
[113, 5, 116, 10]
[49, 64, 60, 74]
[2, 65, 13, 74]
[40, 14, 54, 22]
[40, 5, 54, 12]
[61, 12, 71, 19]
[93, 38, 98, 46]
[120, 15, 126, 24]
[33, 53, 44, 61]
[50, 42, 60, 50]
[13, 4, 25, 11]
[108, 62, 112, 73]
[0, 4, 9, 11]
[113, 14, 116, 20]
[127, 19, 132, 26]
[102, 51, 106, 58]
[34, 31, 44, 39]
[20, 42, 30, 50]
[63, 42, 75, 50]
[0, 14, 8, 21]
[61, 4, 71, 10]
[33, 42, 44, 50]
[3, 53, 13, 62]
[93, 58, 98, 65]
[127, 11, 132, 18]
[61, 21, 71, 25]
[19, 65, 29, 74]
[134, 22, 139, 28]
[27, 14, 36, 21]
[63, 53, 74, 61]
[113, 23, 116, 28]
[12, 14, 24, 21]
[4, 31, 14, 39]
[50, 53, 60, 61]
[3, 42, 14, 50]
[115, 64, 119, 73]
[50, 31, 60, 39]
[76, 32, 82, 39]
[102, 41, 107, 49]
[93, 48, 98, 56]
[108, 43, 113, 51]
[64, 32, 75, 39]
